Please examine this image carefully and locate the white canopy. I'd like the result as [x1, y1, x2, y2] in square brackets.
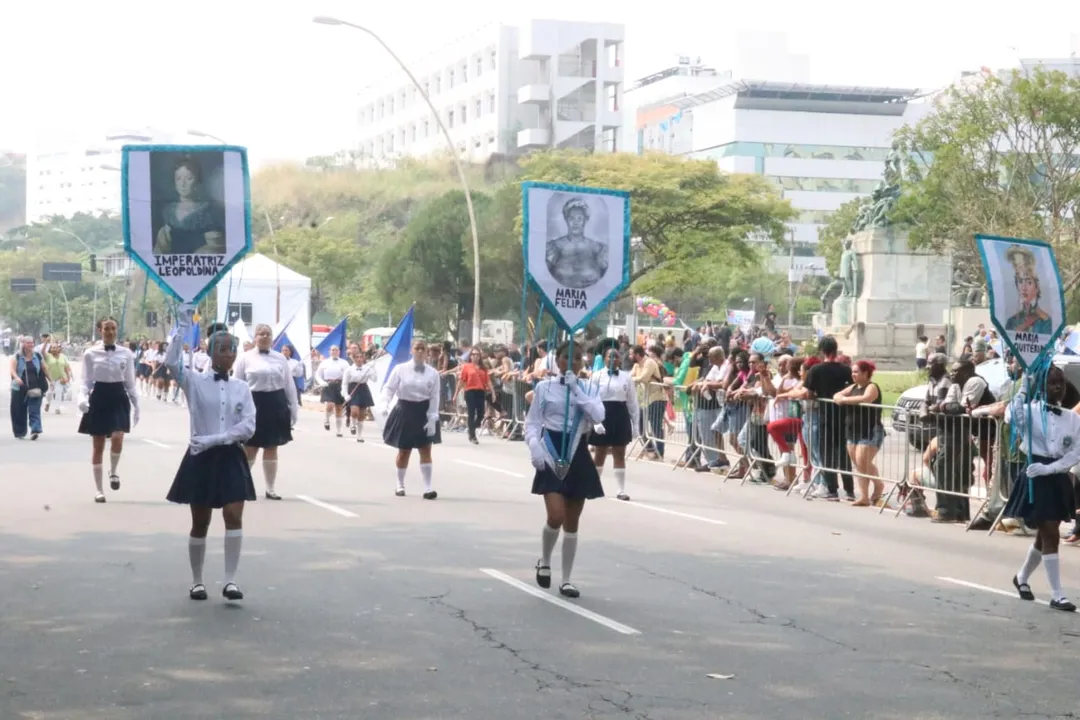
[216, 254, 312, 358]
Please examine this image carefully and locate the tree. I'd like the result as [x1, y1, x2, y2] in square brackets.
[518, 151, 795, 292]
[816, 197, 869, 275]
[894, 67, 1080, 295]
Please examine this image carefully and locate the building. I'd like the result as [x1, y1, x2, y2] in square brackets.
[0, 152, 27, 232]
[25, 128, 209, 223]
[354, 19, 625, 165]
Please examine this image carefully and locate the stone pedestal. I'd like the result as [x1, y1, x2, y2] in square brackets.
[832, 297, 856, 327]
[824, 227, 952, 365]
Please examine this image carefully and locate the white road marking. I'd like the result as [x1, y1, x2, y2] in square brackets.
[480, 568, 641, 635]
[142, 438, 170, 449]
[936, 576, 1050, 607]
[612, 499, 727, 526]
[455, 460, 525, 478]
[295, 495, 358, 518]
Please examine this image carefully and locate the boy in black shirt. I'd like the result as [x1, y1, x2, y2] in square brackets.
[803, 336, 854, 500]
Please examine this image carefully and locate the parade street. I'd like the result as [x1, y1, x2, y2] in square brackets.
[0, 397, 1077, 720]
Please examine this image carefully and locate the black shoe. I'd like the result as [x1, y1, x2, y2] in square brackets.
[265, 491, 281, 500]
[30, 432, 39, 441]
[535, 560, 551, 589]
[616, 492, 630, 501]
[1013, 575, 1035, 601]
[470, 437, 478, 445]
[324, 422, 330, 431]
[109, 475, 120, 491]
[1050, 598, 1077, 612]
[559, 583, 580, 598]
[969, 517, 993, 531]
[395, 488, 406, 497]
[189, 584, 208, 601]
[222, 583, 244, 601]
[350, 425, 356, 435]
[423, 490, 438, 500]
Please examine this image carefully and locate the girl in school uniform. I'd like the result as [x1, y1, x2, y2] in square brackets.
[589, 348, 638, 501]
[77, 317, 140, 503]
[525, 341, 606, 599]
[315, 346, 350, 437]
[344, 349, 377, 442]
[382, 339, 441, 499]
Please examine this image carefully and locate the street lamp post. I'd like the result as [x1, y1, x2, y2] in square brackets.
[51, 228, 100, 340]
[313, 15, 483, 345]
[187, 129, 285, 323]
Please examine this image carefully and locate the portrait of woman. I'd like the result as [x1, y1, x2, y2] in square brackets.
[1004, 244, 1053, 335]
[152, 156, 226, 255]
[545, 197, 609, 290]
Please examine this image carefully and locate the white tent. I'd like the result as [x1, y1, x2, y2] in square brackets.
[216, 254, 312, 358]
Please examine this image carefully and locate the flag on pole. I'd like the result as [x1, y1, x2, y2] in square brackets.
[315, 317, 347, 357]
[273, 330, 299, 358]
[382, 305, 415, 382]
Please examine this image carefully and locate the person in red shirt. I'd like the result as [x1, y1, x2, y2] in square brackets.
[454, 348, 496, 444]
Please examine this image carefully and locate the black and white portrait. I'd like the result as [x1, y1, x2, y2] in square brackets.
[523, 182, 630, 332]
[545, 196, 609, 289]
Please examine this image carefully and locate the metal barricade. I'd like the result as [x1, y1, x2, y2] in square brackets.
[636, 382, 697, 470]
[439, 374, 467, 430]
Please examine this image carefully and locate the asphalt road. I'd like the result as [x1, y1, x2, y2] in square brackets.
[0, 391, 1077, 720]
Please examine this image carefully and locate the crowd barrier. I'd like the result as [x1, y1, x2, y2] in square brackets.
[438, 369, 1024, 537]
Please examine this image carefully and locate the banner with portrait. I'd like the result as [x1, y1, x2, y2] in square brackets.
[976, 234, 1065, 369]
[522, 182, 631, 333]
[122, 144, 253, 304]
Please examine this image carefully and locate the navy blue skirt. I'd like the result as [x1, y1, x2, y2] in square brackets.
[532, 430, 604, 500]
[247, 389, 292, 448]
[347, 382, 375, 409]
[167, 443, 256, 508]
[1002, 456, 1076, 526]
[589, 401, 631, 447]
[383, 399, 441, 449]
[77, 381, 131, 437]
[321, 380, 345, 405]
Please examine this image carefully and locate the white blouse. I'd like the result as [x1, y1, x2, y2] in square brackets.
[590, 368, 639, 422]
[192, 350, 210, 373]
[524, 378, 605, 438]
[232, 348, 299, 424]
[383, 363, 441, 423]
[1007, 397, 1080, 473]
[316, 357, 351, 384]
[166, 322, 256, 448]
[286, 358, 305, 379]
[79, 344, 139, 410]
[345, 362, 377, 385]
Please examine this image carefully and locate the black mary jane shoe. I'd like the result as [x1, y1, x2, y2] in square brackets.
[265, 491, 282, 500]
[323, 422, 330, 431]
[109, 475, 120, 491]
[222, 583, 244, 601]
[395, 488, 406, 497]
[422, 490, 438, 500]
[189, 584, 208, 601]
[350, 425, 356, 435]
[559, 583, 580, 599]
[1013, 575, 1035, 601]
[535, 560, 552, 589]
[1050, 598, 1077, 612]
[616, 492, 630, 501]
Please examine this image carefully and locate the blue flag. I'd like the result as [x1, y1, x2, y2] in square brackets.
[273, 330, 299, 358]
[315, 318, 347, 358]
[184, 321, 200, 349]
[383, 305, 415, 382]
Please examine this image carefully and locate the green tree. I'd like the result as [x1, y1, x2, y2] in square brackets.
[894, 66, 1080, 294]
[519, 151, 795, 291]
[816, 197, 868, 275]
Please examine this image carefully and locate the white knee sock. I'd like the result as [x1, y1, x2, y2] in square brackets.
[561, 532, 578, 585]
[396, 467, 406, 491]
[614, 468, 627, 494]
[92, 464, 103, 493]
[1017, 545, 1043, 585]
[109, 452, 121, 476]
[324, 409, 331, 424]
[541, 524, 560, 565]
[223, 529, 242, 585]
[420, 463, 433, 492]
[335, 414, 343, 433]
[354, 420, 364, 439]
[262, 459, 278, 493]
[1043, 553, 1065, 600]
[188, 536, 206, 585]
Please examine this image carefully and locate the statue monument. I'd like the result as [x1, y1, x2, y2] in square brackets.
[814, 140, 952, 364]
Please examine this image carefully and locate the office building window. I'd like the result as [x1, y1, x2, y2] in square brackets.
[410, 125, 417, 142]
[476, 56, 483, 76]
[474, 137, 482, 150]
[689, 141, 890, 162]
[489, 49, 496, 69]
[448, 109, 454, 128]
[424, 80, 431, 97]
[460, 104, 467, 123]
[388, 97, 394, 114]
[388, 134, 394, 152]
[435, 76, 441, 93]
[461, 61, 467, 82]
[475, 99, 482, 118]
[449, 69, 455, 88]
[771, 176, 879, 193]
[424, 120, 430, 137]
[488, 93, 496, 113]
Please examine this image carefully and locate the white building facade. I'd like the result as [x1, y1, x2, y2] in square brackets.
[354, 19, 624, 164]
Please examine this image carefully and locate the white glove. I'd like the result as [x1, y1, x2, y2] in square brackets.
[78, 399, 90, 414]
[1025, 463, 1052, 478]
[189, 434, 223, 456]
[132, 406, 140, 428]
[528, 443, 547, 470]
[593, 423, 606, 435]
[424, 418, 438, 437]
[562, 371, 578, 391]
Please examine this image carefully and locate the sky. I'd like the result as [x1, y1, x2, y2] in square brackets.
[1, 0, 1077, 166]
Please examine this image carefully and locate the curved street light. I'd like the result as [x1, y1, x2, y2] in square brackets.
[313, 15, 482, 345]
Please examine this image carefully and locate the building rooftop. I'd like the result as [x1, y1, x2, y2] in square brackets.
[669, 80, 920, 110]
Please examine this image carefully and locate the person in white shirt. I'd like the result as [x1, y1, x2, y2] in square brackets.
[165, 308, 257, 603]
[280, 344, 305, 406]
[382, 339, 441, 499]
[192, 343, 210, 373]
[588, 348, 638, 501]
[77, 317, 140, 503]
[344, 348, 377, 442]
[232, 324, 299, 500]
[315, 346, 350, 437]
[136, 342, 154, 395]
[1003, 365, 1079, 612]
[525, 341, 606, 599]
